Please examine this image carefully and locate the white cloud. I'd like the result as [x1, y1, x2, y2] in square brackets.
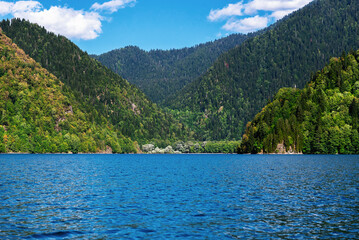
[209, 0, 313, 33]
[223, 15, 269, 33]
[91, 0, 136, 13]
[11, 1, 41, 12]
[0, 1, 12, 15]
[244, 0, 313, 14]
[270, 9, 294, 20]
[15, 6, 103, 40]
[0, 1, 41, 15]
[208, 2, 243, 22]
[0, 0, 135, 40]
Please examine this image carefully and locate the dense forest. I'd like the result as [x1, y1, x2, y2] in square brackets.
[167, 0, 359, 141]
[240, 50, 359, 154]
[0, 30, 136, 153]
[0, 19, 188, 144]
[93, 33, 258, 104]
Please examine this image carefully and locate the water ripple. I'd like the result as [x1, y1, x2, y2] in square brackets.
[0, 154, 358, 239]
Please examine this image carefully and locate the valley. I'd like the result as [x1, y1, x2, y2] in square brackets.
[0, 0, 358, 154]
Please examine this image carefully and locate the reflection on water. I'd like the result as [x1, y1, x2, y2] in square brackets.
[0, 154, 358, 239]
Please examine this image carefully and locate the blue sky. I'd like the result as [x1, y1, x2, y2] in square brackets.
[0, 0, 313, 54]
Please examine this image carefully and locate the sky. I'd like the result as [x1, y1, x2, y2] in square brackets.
[0, 0, 313, 54]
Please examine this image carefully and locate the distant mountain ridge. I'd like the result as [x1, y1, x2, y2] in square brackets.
[167, 0, 359, 140]
[93, 32, 258, 104]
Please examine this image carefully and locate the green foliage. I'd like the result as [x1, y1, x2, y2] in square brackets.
[93, 33, 258, 104]
[0, 18, 188, 144]
[240, 50, 359, 154]
[202, 141, 240, 154]
[0, 30, 136, 153]
[167, 0, 359, 141]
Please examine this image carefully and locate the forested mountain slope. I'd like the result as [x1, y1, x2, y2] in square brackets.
[240, 50, 359, 154]
[0, 19, 187, 143]
[167, 0, 359, 141]
[93, 33, 257, 104]
[0, 30, 136, 153]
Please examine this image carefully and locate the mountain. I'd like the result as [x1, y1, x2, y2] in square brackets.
[0, 29, 136, 153]
[0, 19, 188, 144]
[93, 33, 257, 104]
[239, 50, 359, 154]
[166, 0, 359, 141]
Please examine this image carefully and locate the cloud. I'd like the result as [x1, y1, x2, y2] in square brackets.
[208, 2, 243, 22]
[244, 0, 313, 14]
[0, 2, 12, 15]
[0, 0, 135, 40]
[15, 6, 103, 40]
[0, 1, 102, 40]
[270, 9, 294, 20]
[0, 1, 41, 15]
[223, 15, 269, 33]
[209, 0, 313, 33]
[91, 0, 136, 13]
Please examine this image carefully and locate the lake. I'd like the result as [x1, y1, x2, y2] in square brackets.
[0, 154, 358, 239]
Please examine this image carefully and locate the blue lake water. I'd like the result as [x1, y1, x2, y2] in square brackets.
[0, 154, 358, 239]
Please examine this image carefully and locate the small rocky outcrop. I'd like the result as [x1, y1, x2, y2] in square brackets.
[275, 142, 301, 154]
[141, 144, 181, 154]
[142, 144, 155, 152]
[164, 146, 174, 153]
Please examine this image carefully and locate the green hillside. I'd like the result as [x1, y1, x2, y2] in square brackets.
[93, 33, 257, 104]
[240, 50, 359, 154]
[0, 30, 136, 153]
[167, 0, 359, 141]
[0, 19, 187, 144]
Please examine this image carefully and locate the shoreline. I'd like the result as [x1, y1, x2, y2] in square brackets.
[1, 152, 348, 155]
